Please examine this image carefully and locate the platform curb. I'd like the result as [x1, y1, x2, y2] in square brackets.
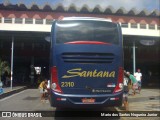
[0, 86, 27, 99]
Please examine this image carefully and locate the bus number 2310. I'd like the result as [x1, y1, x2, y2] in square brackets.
[61, 82, 75, 87]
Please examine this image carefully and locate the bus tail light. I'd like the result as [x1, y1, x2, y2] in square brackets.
[51, 66, 63, 93]
[113, 67, 123, 93]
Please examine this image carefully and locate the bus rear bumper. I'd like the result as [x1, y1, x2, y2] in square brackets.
[50, 90, 123, 108]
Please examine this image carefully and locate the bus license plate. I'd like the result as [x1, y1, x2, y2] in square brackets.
[82, 98, 95, 103]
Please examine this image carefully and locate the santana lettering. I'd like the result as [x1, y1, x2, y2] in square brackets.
[62, 68, 115, 78]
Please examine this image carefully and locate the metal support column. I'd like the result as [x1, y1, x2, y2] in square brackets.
[30, 56, 34, 85]
[11, 36, 14, 90]
[133, 41, 136, 74]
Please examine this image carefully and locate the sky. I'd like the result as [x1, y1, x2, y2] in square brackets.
[0, 0, 159, 12]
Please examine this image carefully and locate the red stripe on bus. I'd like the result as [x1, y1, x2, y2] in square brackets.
[64, 41, 111, 45]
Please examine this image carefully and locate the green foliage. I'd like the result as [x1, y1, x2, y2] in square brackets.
[0, 59, 10, 81]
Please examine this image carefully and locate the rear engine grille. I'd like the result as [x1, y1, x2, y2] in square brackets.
[61, 52, 114, 64]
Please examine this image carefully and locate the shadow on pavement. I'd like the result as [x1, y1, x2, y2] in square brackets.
[54, 108, 120, 120]
[129, 95, 160, 103]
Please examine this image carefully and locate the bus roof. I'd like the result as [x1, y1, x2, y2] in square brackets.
[60, 17, 112, 22]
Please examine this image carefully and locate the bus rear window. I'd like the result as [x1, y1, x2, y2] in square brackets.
[56, 20, 119, 45]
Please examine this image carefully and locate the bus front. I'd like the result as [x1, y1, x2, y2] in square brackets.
[50, 17, 123, 108]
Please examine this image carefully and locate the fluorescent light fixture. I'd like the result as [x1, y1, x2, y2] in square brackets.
[45, 36, 50, 42]
[140, 40, 156, 46]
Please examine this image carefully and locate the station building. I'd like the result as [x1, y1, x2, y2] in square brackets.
[0, 2, 159, 86]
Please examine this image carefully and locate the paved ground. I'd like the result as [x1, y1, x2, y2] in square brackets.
[115, 88, 160, 120]
[0, 88, 159, 120]
[129, 89, 160, 111]
[0, 89, 118, 120]
[116, 88, 160, 111]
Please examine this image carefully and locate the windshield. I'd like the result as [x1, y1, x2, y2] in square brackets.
[56, 20, 119, 45]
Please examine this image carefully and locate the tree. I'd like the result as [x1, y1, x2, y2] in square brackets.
[0, 59, 10, 82]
